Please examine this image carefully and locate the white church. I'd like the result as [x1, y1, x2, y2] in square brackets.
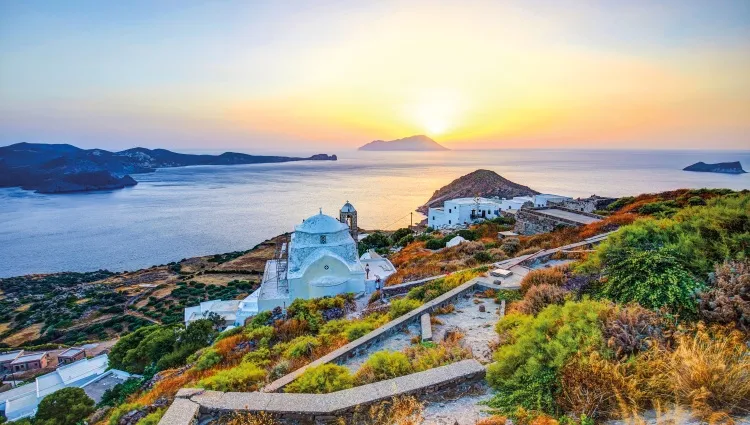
[185, 202, 395, 328]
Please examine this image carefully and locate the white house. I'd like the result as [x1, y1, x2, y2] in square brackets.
[533, 194, 573, 207]
[184, 202, 395, 328]
[427, 194, 570, 229]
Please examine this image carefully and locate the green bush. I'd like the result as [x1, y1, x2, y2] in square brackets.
[285, 364, 354, 394]
[486, 300, 609, 414]
[354, 350, 413, 384]
[389, 298, 422, 319]
[199, 361, 266, 391]
[36, 388, 95, 425]
[495, 289, 522, 303]
[425, 238, 446, 250]
[473, 251, 493, 263]
[109, 403, 142, 425]
[597, 247, 703, 317]
[345, 322, 375, 341]
[195, 348, 222, 370]
[392, 228, 413, 242]
[284, 335, 321, 359]
[135, 409, 165, 425]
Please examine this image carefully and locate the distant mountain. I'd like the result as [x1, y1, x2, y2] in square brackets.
[683, 161, 746, 174]
[358, 135, 449, 151]
[417, 169, 538, 213]
[0, 142, 337, 194]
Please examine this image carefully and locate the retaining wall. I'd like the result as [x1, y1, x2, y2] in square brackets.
[159, 359, 486, 425]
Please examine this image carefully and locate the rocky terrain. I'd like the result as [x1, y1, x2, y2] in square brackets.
[358, 135, 449, 151]
[683, 161, 746, 174]
[0, 142, 338, 193]
[417, 169, 538, 213]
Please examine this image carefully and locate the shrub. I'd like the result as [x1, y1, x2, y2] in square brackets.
[425, 238, 446, 250]
[556, 352, 642, 420]
[487, 300, 609, 414]
[474, 251, 494, 263]
[699, 260, 750, 331]
[109, 403, 142, 425]
[389, 298, 422, 319]
[195, 348, 222, 370]
[603, 304, 664, 359]
[199, 362, 267, 391]
[351, 396, 424, 425]
[285, 364, 354, 394]
[520, 265, 569, 294]
[495, 289, 522, 303]
[405, 332, 471, 372]
[392, 228, 413, 243]
[597, 247, 704, 317]
[512, 284, 567, 316]
[368, 290, 382, 305]
[354, 350, 413, 384]
[500, 238, 520, 255]
[284, 335, 321, 359]
[346, 322, 375, 342]
[135, 408, 165, 425]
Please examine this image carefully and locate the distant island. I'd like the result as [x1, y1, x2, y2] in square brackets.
[683, 161, 746, 174]
[0, 142, 337, 194]
[358, 135, 449, 151]
[417, 169, 538, 213]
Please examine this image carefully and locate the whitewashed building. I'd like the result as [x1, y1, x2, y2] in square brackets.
[185, 202, 395, 328]
[427, 194, 571, 229]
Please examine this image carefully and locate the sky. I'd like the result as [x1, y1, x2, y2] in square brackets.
[0, 0, 749, 152]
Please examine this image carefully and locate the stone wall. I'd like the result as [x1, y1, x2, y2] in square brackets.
[514, 207, 602, 235]
[158, 360, 486, 425]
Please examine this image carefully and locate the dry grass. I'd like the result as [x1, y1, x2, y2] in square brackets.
[2, 322, 42, 346]
[476, 416, 508, 425]
[0, 323, 10, 334]
[519, 264, 570, 294]
[219, 412, 280, 425]
[352, 396, 424, 425]
[434, 304, 455, 315]
[669, 326, 750, 418]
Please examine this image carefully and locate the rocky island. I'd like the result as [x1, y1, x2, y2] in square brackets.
[417, 168, 538, 213]
[683, 161, 746, 174]
[358, 135, 449, 151]
[0, 142, 337, 193]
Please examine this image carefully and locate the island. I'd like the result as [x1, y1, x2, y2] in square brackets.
[683, 161, 746, 174]
[417, 169, 538, 214]
[0, 142, 338, 193]
[358, 135, 449, 151]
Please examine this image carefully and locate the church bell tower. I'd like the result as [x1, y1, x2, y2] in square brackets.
[340, 201, 358, 241]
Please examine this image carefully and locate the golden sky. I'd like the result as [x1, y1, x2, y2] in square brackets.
[1, 1, 749, 150]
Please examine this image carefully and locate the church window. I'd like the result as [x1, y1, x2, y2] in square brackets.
[448, 220, 451, 224]
[320, 235, 327, 244]
[324, 265, 329, 270]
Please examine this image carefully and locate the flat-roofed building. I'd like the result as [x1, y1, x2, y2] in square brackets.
[0, 350, 23, 374]
[57, 347, 86, 365]
[9, 352, 49, 372]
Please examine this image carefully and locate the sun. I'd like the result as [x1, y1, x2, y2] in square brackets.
[409, 89, 464, 138]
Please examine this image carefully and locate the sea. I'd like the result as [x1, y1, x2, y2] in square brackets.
[1, 149, 748, 278]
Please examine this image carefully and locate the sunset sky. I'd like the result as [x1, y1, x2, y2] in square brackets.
[1, 0, 749, 151]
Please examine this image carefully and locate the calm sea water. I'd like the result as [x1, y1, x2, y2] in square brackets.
[1, 149, 748, 278]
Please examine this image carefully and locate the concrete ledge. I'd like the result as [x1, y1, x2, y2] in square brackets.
[420, 313, 432, 342]
[160, 359, 485, 425]
[158, 398, 200, 425]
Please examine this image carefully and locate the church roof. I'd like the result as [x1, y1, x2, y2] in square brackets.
[341, 201, 356, 213]
[295, 212, 348, 234]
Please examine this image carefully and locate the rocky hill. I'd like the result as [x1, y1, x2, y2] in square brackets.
[0, 142, 337, 193]
[417, 169, 538, 213]
[683, 161, 746, 174]
[358, 135, 449, 151]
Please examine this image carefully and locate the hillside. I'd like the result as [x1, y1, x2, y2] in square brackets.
[358, 135, 449, 151]
[683, 161, 746, 174]
[417, 169, 538, 213]
[0, 143, 337, 193]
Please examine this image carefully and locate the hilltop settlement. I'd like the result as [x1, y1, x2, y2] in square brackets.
[1, 170, 748, 425]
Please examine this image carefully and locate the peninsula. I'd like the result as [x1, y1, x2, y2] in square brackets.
[0, 142, 337, 193]
[417, 169, 538, 213]
[683, 161, 746, 174]
[358, 135, 449, 151]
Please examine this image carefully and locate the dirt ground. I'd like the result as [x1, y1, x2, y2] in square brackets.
[215, 236, 283, 271]
[422, 383, 494, 425]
